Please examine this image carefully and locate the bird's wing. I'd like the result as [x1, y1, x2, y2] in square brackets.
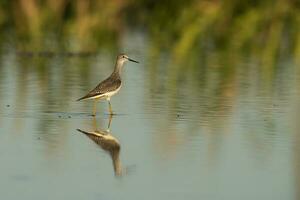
[77, 77, 121, 101]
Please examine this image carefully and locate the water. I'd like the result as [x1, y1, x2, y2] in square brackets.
[0, 31, 299, 200]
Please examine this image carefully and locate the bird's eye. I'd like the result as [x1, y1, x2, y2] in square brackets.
[122, 56, 125, 58]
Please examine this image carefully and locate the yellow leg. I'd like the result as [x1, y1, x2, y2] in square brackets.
[108, 100, 113, 115]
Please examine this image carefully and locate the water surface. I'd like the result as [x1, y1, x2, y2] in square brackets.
[0, 32, 299, 200]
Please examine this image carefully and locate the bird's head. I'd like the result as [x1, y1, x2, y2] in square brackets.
[117, 54, 139, 65]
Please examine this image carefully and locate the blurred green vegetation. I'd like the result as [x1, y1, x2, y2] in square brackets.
[0, 0, 299, 75]
[0, 0, 299, 54]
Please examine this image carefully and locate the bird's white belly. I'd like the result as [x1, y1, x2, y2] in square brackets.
[104, 86, 121, 100]
[90, 86, 121, 100]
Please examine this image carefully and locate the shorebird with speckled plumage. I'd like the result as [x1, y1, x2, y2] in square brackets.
[77, 54, 139, 115]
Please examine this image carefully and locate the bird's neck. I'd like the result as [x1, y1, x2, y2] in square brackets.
[111, 61, 123, 79]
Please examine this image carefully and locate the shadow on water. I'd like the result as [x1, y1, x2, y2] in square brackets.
[77, 115, 123, 177]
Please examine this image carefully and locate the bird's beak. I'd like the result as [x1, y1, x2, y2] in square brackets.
[128, 58, 139, 63]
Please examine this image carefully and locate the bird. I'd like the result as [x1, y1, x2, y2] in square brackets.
[77, 54, 139, 115]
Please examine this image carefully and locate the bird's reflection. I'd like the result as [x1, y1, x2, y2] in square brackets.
[77, 115, 122, 176]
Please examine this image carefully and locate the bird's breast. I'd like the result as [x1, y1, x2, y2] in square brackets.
[105, 85, 122, 98]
